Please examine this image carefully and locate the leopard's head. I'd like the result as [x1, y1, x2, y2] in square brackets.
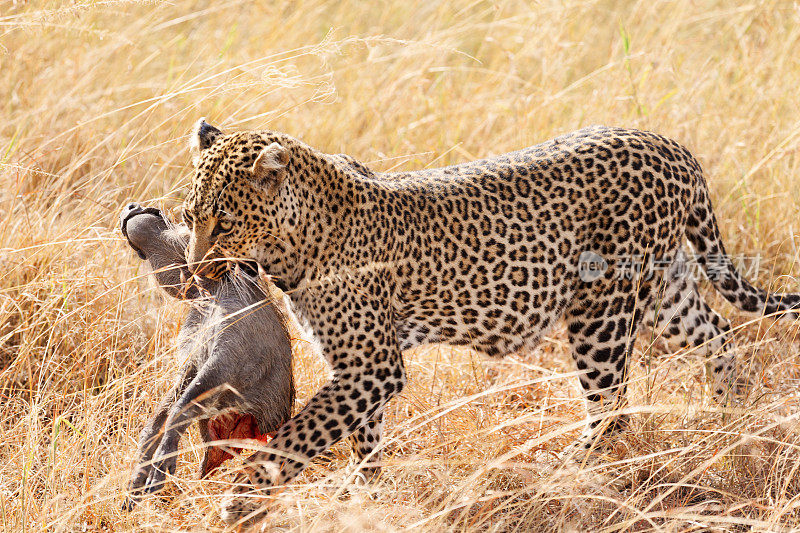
[182, 119, 301, 279]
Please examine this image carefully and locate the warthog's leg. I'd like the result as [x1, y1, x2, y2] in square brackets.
[123, 364, 197, 510]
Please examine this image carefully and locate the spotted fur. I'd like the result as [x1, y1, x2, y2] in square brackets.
[181, 120, 800, 524]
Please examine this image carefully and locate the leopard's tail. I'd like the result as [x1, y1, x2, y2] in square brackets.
[684, 173, 800, 320]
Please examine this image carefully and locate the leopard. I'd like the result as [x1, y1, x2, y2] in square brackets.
[179, 119, 800, 524]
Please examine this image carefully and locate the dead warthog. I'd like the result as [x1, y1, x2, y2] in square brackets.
[119, 202, 294, 509]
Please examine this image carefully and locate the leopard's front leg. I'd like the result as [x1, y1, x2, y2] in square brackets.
[350, 411, 385, 481]
[220, 303, 405, 525]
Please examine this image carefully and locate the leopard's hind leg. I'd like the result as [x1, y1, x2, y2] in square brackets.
[643, 250, 739, 399]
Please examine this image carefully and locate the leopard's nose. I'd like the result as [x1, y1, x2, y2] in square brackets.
[186, 256, 200, 274]
[185, 249, 204, 274]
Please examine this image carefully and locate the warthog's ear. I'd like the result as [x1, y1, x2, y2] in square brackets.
[189, 118, 223, 166]
[251, 142, 289, 190]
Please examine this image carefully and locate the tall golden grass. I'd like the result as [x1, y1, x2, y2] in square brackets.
[3, 0, 800, 530]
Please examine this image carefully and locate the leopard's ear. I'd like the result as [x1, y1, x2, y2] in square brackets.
[251, 142, 289, 191]
[189, 118, 223, 166]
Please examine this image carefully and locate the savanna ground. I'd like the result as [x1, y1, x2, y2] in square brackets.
[3, 0, 800, 531]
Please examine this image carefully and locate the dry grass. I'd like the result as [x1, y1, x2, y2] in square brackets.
[3, 0, 800, 530]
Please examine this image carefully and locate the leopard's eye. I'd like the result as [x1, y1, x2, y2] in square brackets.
[212, 218, 234, 236]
